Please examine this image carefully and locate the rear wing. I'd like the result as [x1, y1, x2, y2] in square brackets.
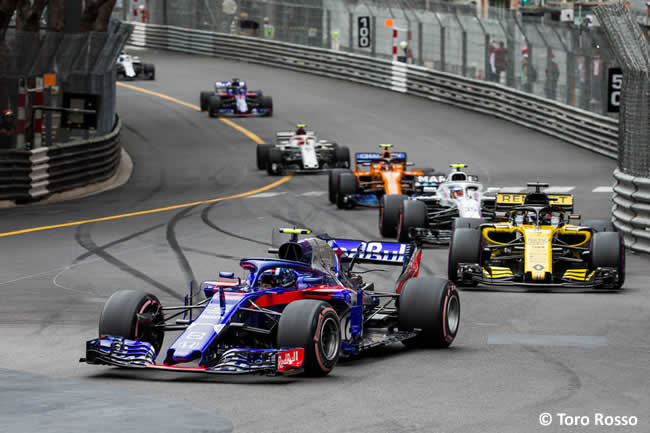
[495, 193, 574, 211]
[276, 131, 316, 144]
[326, 239, 413, 266]
[355, 152, 406, 163]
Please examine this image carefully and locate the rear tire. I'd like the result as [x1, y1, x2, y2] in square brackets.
[398, 199, 427, 243]
[208, 95, 221, 117]
[337, 172, 358, 209]
[99, 290, 165, 353]
[399, 277, 459, 348]
[328, 169, 345, 204]
[448, 228, 482, 286]
[590, 232, 625, 289]
[200, 91, 212, 112]
[277, 300, 341, 376]
[267, 148, 283, 175]
[379, 194, 406, 238]
[256, 144, 272, 170]
[335, 146, 350, 168]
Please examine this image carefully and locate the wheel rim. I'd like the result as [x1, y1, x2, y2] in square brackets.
[320, 317, 340, 361]
[446, 294, 460, 335]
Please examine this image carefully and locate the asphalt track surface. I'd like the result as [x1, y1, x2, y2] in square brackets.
[1, 48, 648, 433]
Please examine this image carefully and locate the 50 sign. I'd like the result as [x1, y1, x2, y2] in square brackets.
[607, 67, 622, 113]
[358, 16, 371, 48]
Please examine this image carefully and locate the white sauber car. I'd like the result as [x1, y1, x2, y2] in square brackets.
[256, 125, 351, 175]
[396, 164, 497, 244]
[116, 52, 155, 80]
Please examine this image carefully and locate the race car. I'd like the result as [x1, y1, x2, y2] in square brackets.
[199, 78, 272, 117]
[116, 51, 155, 80]
[329, 144, 441, 235]
[257, 125, 350, 174]
[393, 164, 496, 244]
[81, 229, 460, 377]
[448, 182, 625, 289]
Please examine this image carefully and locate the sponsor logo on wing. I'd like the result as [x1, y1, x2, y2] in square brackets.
[328, 241, 407, 262]
[276, 348, 304, 372]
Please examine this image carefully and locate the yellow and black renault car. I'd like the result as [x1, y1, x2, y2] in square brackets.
[448, 183, 625, 289]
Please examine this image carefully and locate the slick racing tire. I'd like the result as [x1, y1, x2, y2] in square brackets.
[379, 194, 406, 238]
[397, 199, 427, 243]
[99, 290, 165, 353]
[277, 300, 341, 376]
[260, 95, 273, 117]
[448, 228, 481, 286]
[583, 219, 615, 233]
[200, 91, 212, 112]
[398, 277, 460, 348]
[328, 169, 346, 204]
[337, 172, 358, 209]
[453, 217, 488, 230]
[590, 232, 625, 289]
[335, 146, 350, 168]
[267, 148, 283, 175]
[143, 63, 155, 80]
[208, 95, 221, 117]
[256, 144, 272, 170]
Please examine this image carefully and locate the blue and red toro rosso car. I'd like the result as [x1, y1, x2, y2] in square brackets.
[82, 229, 460, 377]
[199, 78, 273, 118]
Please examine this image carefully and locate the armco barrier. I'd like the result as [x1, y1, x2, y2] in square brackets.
[129, 22, 619, 159]
[0, 117, 121, 204]
[612, 169, 650, 253]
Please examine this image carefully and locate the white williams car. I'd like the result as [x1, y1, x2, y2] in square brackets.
[256, 125, 350, 175]
[116, 52, 155, 80]
[395, 164, 497, 244]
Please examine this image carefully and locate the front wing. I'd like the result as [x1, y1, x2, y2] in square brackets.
[82, 336, 304, 376]
[456, 264, 622, 289]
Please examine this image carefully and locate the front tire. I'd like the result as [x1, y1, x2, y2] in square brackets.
[99, 290, 165, 353]
[448, 228, 482, 286]
[208, 95, 221, 117]
[399, 277, 460, 348]
[256, 144, 272, 170]
[200, 91, 212, 112]
[337, 172, 358, 209]
[328, 169, 345, 204]
[379, 194, 406, 238]
[143, 63, 155, 80]
[277, 300, 341, 376]
[260, 95, 273, 116]
[398, 199, 427, 243]
[453, 217, 487, 230]
[590, 231, 625, 289]
[267, 148, 283, 175]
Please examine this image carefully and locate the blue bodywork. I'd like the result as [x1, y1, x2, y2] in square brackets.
[83, 237, 421, 375]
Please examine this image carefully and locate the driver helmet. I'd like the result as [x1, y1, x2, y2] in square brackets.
[277, 269, 297, 288]
[258, 271, 277, 288]
[525, 212, 537, 225]
[295, 124, 307, 135]
[449, 186, 464, 199]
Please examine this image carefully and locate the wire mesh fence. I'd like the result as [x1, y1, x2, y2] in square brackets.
[0, 19, 131, 149]
[594, 4, 650, 177]
[124, 0, 619, 116]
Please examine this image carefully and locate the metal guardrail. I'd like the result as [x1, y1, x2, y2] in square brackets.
[129, 23, 619, 159]
[612, 168, 650, 253]
[0, 117, 121, 203]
